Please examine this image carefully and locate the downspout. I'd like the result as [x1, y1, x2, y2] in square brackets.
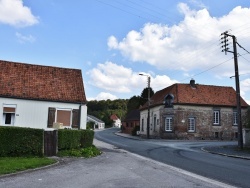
[78, 103, 82, 130]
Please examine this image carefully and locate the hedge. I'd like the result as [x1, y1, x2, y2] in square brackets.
[0, 126, 44, 157]
[58, 129, 94, 150]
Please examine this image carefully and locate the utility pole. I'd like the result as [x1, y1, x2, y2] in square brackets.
[147, 76, 150, 139]
[221, 31, 243, 149]
[139, 73, 151, 139]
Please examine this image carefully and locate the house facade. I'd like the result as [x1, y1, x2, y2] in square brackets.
[140, 80, 249, 140]
[110, 114, 121, 128]
[122, 109, 140, 135]
[0, 60, 87, 129]
[87, 115, 105, 129]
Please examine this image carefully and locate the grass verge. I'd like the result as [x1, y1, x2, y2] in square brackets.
[57, 145, 102, 158]
[0, 157, 56, 175]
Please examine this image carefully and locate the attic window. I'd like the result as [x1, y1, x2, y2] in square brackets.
[164, 94, 174, 108]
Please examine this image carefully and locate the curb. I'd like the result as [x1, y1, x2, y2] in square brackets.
[114, 132, 144, 141]
[201, 147, 250, 160]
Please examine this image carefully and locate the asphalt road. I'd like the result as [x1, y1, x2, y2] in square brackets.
[0, 139, 233, 188]
[95, 128, 250, 188]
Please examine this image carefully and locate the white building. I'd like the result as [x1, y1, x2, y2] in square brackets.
[0, 60, 87, 129]
[87, 115, 105, 129]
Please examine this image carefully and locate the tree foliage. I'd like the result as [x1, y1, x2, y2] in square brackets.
[87, 88, 155, 126]
[87, 99, 128, 126]
[139, 87, 155, 107]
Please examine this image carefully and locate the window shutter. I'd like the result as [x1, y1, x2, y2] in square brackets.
[72, 109, 79, 129]
[47, 107, 56, 128]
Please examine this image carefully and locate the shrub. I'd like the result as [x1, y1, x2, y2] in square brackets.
[131, 126, 140, 136]
[58, 129, 94, 150]
[0, 126, 43, 157]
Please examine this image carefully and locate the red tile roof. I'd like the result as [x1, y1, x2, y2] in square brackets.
[142, 83, 249, 109]
[0, 60, 86, 103]
[110, 114, 119, 120]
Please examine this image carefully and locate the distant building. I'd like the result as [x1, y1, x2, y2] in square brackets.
[140, 79, 249, 140]
[0, 60, 87, 129]
[87, 115, 105, 129]
[122, 109, 140, 135]
[110, 114, 121, 128]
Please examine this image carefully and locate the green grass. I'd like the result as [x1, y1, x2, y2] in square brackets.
[57, 145, 102, 158]
[0, 157, 56, 175]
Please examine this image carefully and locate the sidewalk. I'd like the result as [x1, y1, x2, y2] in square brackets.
[115, 131, 250, 160]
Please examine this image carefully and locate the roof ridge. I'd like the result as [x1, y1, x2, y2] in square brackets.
[0, 59, 81, 71]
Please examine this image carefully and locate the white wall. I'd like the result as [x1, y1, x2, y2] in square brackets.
[140, 106, 162, 136]
[0, 97, 87, 129]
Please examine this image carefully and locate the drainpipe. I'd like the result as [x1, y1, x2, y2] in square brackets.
[78, 103, 82, 130]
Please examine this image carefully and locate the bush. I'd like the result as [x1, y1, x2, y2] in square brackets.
[57, 145, 101, 158]
[0, 127, 43, 157]
[58, 129, 94, 150]
[131, 126, 140, 136]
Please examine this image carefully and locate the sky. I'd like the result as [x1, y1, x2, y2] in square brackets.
[0, 0, 250, 104]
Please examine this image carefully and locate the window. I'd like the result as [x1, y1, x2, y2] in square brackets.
[213, 110, 220, 125]
[48, 107, 79, 128]
[164, 94, 174, 108]
[3, 104, 16, 125]
[165, 117, 173, 132]
[141, 118, 144, 131]
[56, 109, 71, 126]
[153, 115, 156, 131]
[188, 118, 195, 132]
[233, 111, 238, 126]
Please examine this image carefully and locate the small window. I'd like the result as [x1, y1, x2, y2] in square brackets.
[153, 115, 156, 131]
[5, 113, 12, 124]
[3, 104, 16, 126]
[233, 111, 238, 126]
[188, 117, 195, 132]
[141, 118, 144, 131]
[165, 117, 173, 132]
[213, 110, 220, 125]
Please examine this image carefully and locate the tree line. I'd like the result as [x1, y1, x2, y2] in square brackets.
[87, 87, 154, 126]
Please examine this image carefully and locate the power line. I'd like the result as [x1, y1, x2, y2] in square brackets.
[180, 57, 233, 82]
[237, 42, 250, 54]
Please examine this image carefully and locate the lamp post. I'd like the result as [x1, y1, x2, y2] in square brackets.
[139, 73, 150, 139]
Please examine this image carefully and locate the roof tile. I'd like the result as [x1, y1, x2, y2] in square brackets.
[0, 60, 86, 103]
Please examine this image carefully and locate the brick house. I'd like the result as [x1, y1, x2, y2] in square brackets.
[0, 60, 87, 129]
[140, 80, 249, 140]
[122, 109, 140, 135]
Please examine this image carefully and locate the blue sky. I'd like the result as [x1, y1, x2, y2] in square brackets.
[0, 0, 250, 104]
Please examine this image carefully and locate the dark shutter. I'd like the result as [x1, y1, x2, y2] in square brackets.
[72, 109, 79, 129]
[48, 107, 56, 128]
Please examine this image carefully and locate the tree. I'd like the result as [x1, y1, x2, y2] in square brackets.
[139, 87, 154, 106]
[127, 95, 141, 112]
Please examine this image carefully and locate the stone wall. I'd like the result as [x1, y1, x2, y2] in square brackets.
[159, 105, 248, 140]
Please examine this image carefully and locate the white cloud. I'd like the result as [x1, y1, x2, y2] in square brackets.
[241, 78, 250, 103]
[88, 92, 118, 101]
[16, 32, 35, 43]
[0, 0, 38, 27]
[87, 61, 178, 94]
[108, 4, 250, 77]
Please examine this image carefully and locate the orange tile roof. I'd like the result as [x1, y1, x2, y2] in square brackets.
[142, 83, 249, 109]
[0, 60, 86, 103]
[110, 114, 119, 120]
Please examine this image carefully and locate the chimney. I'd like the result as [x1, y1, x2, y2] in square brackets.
[190, 79, 196, 88]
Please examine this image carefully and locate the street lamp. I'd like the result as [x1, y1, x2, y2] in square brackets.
[139, 73, 150, 139]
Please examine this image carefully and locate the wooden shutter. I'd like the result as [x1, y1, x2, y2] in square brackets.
[72, 109, 79, 129]
[47, 107, 56, 128]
